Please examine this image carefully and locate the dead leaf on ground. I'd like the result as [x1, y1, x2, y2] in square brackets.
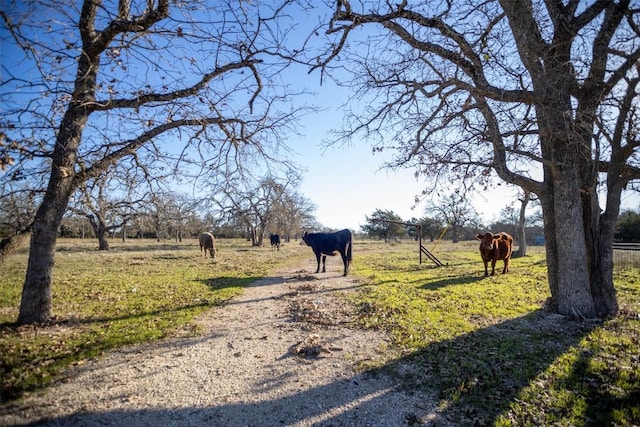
[290, 333, 332, 358]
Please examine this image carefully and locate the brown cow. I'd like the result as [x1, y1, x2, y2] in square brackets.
[199, 232, 216, 258]
[475, 232, 513, 276]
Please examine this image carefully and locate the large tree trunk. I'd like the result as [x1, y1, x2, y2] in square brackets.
[18, 179, 76, 324]
[97, 230, 109, 251]
[549, 171, 597, 318]
[523, 28, 620, 319]
[88, 216, 110, 250]
[17, 28, 97, 324]
[539, 136, 618, 319]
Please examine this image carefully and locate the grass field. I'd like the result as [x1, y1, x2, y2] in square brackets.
[349, 240, 640, 426]
[0, 238, 308, 403]
[1, 237, 638, 425]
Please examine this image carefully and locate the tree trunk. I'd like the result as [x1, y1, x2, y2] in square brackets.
[513, 191, 529, 258]
[88, 216, 110, 251]
[17, 28, 98, 324]
[451, 223, 459, 243]
[18, 178, 76, 324]
[97, 230, 109, 250]
[540, 162, 618, 319]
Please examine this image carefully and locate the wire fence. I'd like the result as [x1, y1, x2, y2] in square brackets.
[613, 243, 640, 270]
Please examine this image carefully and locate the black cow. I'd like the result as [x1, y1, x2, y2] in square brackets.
[302, 229, 352, 276]
[270, 234, 281, 251]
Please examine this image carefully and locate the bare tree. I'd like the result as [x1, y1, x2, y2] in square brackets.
[425, 193, 479, 243]
[69, 169, 147, 250]
[0, 184, 38, 238]
[1, 0, 309, 324]
[0, 183, 41, 266]
[168, 193, 200, 243]
[314, 1, 640, 318]
[269, 190, 316, 242]
[213, 173, 297, 246]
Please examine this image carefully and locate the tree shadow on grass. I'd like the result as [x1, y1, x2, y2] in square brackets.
[418, 275, 484, 290]
[7, 311, 622, 426]
[383, 310, 597, 424]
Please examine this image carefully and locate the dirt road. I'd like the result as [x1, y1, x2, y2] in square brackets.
[1, 263, 438, 426]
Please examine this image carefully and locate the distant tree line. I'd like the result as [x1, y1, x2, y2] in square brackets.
[615, 210, 640, 242]
[361, 204, 640, 246]
[1, 171, 317, 249]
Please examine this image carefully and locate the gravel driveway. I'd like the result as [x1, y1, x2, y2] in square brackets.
[1, 263, 439, 426]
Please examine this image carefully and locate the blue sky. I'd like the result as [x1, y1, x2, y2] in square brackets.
[280, 6, 524, 231]
[289, 75, 521, 231]
[2, 3, 635, 233]
[288, 66, 639, 231]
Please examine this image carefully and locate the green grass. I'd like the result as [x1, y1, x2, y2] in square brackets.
[0, 237, 306, 402]
[1, 238, 638, 425]
[347, 240, 640, 426]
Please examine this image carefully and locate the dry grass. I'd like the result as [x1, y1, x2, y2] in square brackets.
[0, 237, 307, 402]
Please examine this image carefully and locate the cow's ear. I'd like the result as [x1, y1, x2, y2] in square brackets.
[500, 234, 509, 241]
[475, 234, 482, 240]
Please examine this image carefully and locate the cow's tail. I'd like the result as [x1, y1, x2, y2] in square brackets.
[347, 231, 353, 264]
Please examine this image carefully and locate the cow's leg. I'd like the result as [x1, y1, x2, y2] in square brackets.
[483, 260, 489, 276]
[314, 252, 321, 273]
[340, 251, 348, 276]
[490, 259, 497, 276]
[502, 257, 509, 274]
[321, 255, 327, 272]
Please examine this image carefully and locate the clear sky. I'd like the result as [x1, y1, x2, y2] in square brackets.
[290, 76, 521, 231]
[2, 3, 636, 234]
[281, 7, 524, 232]
[289, 69, 638, 232]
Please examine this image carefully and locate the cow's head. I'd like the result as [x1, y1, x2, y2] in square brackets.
[475, 232, 500, 250]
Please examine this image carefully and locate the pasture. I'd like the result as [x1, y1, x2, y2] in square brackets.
[349, 240, 640, 425]
[0, 238, 308, 402]
[1, 238, 638, 425]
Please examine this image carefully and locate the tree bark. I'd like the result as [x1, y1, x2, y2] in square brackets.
[87, 215, 110, 250]
[97, 231, 109, 251]
[17, 4, 98, 323]
[18, 178, 77, 323]
[513, 192, 529, 258]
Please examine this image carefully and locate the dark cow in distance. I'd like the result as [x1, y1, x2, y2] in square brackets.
[302, 229, 352, 276]
[199, 232, 216, 258]
[269, 234, 281, 251]
[475, 232, 513, 276]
